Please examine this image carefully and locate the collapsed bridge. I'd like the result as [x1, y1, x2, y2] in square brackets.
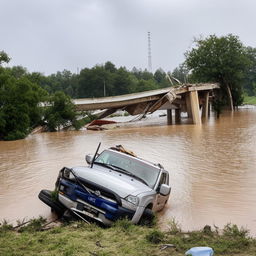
[73, 83, 219, 125]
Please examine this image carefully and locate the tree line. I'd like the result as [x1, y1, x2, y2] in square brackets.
[22, 63, 171, 99]
[1, 33, 256, 140]
[0, 53, 172, 140]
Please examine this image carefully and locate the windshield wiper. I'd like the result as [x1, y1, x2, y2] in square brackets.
[94, 162, 117, 171]
[94, 162, 148, 186]
[109, 164, 149, 186]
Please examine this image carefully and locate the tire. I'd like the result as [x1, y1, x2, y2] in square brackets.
[139, 208, 155, 226]
[38, 189, 66, 217]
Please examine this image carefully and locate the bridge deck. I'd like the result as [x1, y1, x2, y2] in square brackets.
[73, 83, 219, 111]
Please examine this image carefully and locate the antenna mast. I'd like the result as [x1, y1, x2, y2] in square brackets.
[147, 32, 152, 73]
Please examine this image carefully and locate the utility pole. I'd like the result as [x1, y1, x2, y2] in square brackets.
[103, 65, 106, 97]
[103, 79, 106, 97]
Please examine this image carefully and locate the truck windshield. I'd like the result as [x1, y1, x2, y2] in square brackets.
[95, 150, 160, 188]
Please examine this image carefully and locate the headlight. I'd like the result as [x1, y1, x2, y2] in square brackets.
[63, 168, 70, 179]
[125, 195, 139, 205]
[62, 168, 75, 180]
[121, 195, 139, 211]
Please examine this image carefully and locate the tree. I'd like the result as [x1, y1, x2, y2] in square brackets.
[44, 91, 78, 131]
[243, 47, 256, 96]
[154, 68, 165, 83]
[0, 51, 10, 65]
[104, 61, 116, 73]
[112, 67, 133, 95]
[171, 64, 189, 84]
[136, 79, 158, 92]
[0, 73, 47, 140]
[185, 34, 250, 110]
[78, 66, 108, 98]
[8, 66, 27, 79]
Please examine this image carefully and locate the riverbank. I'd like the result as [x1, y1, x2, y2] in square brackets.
[243, 95, 256, 105]
[0, 218, 255, 256]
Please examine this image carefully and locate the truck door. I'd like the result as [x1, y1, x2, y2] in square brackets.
[153, 172, 169, 211]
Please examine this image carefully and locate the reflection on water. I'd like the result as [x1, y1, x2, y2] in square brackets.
[0, 109, 256, 235]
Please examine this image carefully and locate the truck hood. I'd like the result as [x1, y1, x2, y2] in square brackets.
[72, 165, 152, 198]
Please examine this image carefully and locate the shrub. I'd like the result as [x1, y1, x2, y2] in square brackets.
[146, 229, 165, 244]
[0, 220, 13, 232]
[223, 223, 249, 238]
[19, 216, 47, 233]
[168, 218, 181, 235]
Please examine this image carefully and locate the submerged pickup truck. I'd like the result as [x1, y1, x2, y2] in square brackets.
[39, 145, 171, 225]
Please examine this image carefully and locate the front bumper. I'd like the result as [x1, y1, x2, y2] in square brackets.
[58, 178, 135, 225]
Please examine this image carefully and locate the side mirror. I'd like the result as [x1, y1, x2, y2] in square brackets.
[159, 184, 171, 196]
[85, 154, 93, 164]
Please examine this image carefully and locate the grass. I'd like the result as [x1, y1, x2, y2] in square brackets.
[0, 218, 256, 256]
[243, 95, 256, 105]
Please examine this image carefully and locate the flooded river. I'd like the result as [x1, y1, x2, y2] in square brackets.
[0, 108, 256, 235]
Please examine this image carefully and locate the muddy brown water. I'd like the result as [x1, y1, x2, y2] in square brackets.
[0, 108, 256, 235]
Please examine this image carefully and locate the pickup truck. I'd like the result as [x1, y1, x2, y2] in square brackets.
[39, 146, 171, 225]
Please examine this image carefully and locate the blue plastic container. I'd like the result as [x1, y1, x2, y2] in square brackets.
[185, 247, 214, 256]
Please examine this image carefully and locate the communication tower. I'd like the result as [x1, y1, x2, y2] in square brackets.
[147, 32, 152, 73]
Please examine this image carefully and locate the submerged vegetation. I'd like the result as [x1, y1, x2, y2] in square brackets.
[0, 218, 256, 256]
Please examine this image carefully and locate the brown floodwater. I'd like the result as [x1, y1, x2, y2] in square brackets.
[0, 108, 256, 235]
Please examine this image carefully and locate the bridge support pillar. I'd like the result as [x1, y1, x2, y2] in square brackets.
[185, 93, 192, 118]
[175, 109, 181, 123]
[167, 109, 172, 125]
[189, 91, 201, 125]
[202, 91, 210, 120]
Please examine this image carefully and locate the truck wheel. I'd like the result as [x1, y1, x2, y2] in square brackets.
[139, 208, 155, 226]
[38, 190, 66, 217]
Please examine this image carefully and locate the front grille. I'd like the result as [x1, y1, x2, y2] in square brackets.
[77, 177, 121, 205]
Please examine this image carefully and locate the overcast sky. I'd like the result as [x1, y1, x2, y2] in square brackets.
[1, 0, 255, 75]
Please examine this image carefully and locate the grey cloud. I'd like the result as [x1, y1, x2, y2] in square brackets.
[0, 0, 255, 74]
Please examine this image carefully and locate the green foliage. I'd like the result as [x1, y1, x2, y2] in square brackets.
[47, 70, 78, 97]
[166, 224, 252, 254]
[167, 218, 181, 235]
[185, 34, 250, 108]
[44, 91, 77, 131]
[0, 50, 10, 65]
[243, 94, 256, 105]
[212, 98, 225, 117]
[243, 47, 256, 96]
[18, 216, 47, 233]
[0, 50, 90, 140]
[50, 190, 59, 201]
[74, 63, 170, 99]
[145, 229, 165, 244]
[0, 220, 255, 256]
[222, 223, 249, 238]
[0, 65, 47, 140]
[0, 220, 13, 232]
[171, 64, 189, 84]
[112, 218, 134, 232]
[154, 68, 166, 83]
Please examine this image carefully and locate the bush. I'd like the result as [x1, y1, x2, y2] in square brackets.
[146, 229, 165, 244]
[112, 218, 134, 232]
[44, 91, 83, 131]
[19, 216, 47, 233]
[223, 223, 249, 238]
[0, 220, 13, 232]
[168, 218, 181, 235]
